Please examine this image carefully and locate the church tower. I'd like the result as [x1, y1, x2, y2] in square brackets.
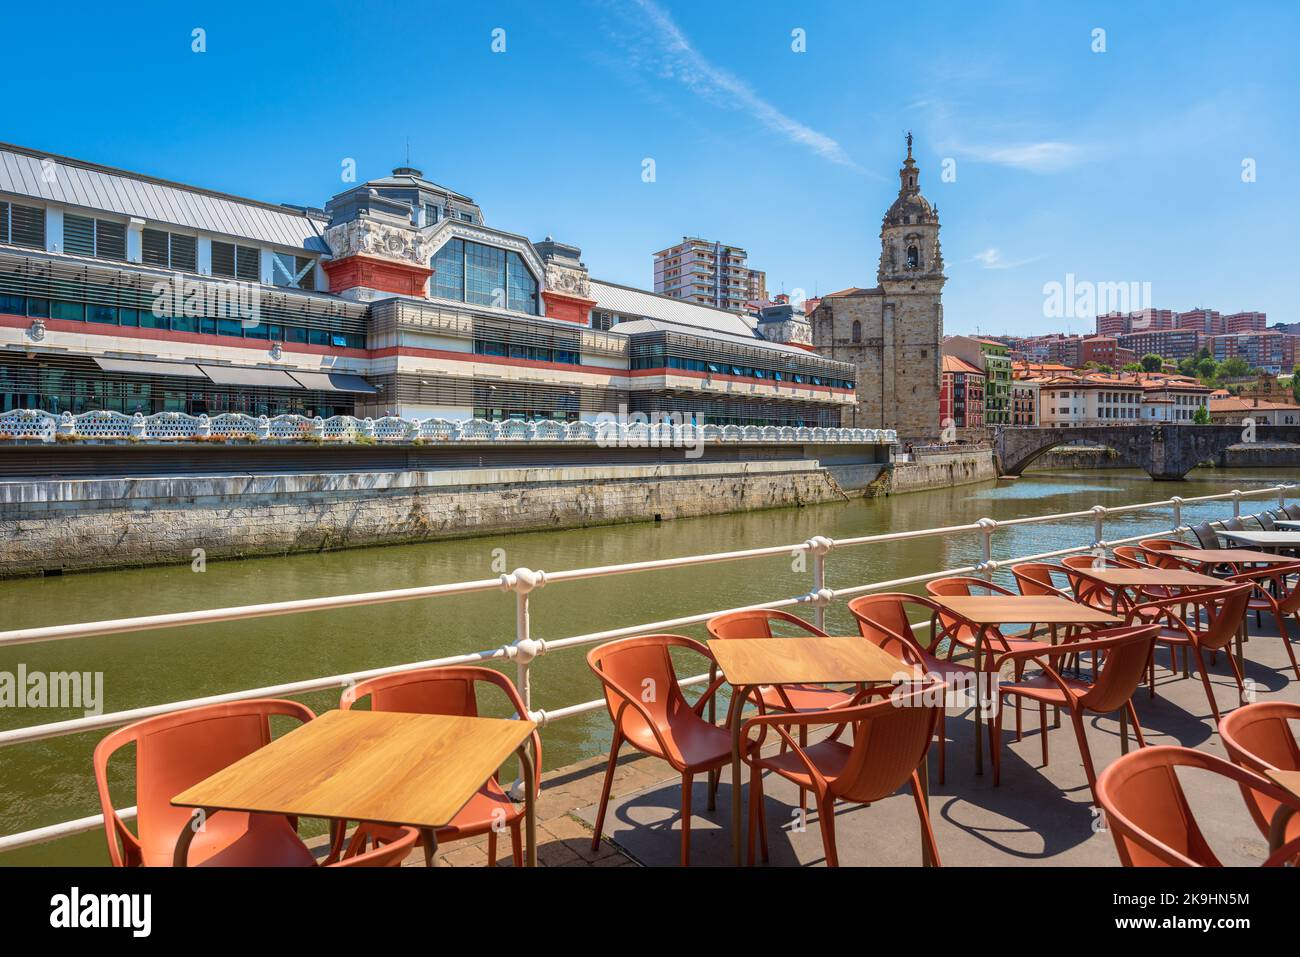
[809, 133, 945, 443]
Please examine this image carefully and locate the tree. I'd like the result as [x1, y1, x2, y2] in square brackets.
[1193, 404, 1211, 424]
[1121, 362, 1142, 373]
[1140, 353, 1163, 372]
[1196, 357, 1219, 381]
[1096, 364, 1114, 374]
[1219, 356, 1251, 379]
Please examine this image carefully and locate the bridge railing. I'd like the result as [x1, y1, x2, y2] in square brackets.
[0, 482, 1293, 855]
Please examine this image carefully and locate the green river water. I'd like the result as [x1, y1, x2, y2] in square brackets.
[1, 466, 1295, 865]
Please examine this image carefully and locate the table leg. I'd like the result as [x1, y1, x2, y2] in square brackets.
[918, 754, 932, 867]
[974, 628, 986, 776]
[730, 685, 749, 867]
[707, 663, 718, 812]
[172, 807, 216, 868]
[419, 827, 437, 867]
[1050, 623, 1061, 728]
[517, 742, 537, 867]
[1119, 708, 1129, 754]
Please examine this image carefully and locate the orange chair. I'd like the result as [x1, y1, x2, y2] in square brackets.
[740, 685, 943, 867]
[1010, 562, 1072, 600]
[334, 666, 540, 867]
[1096, 745, 1300, 866]
[925, 576, 1063, 662]
[322, 824, 421, 867]
[587, 634, 737, 866]
[706, 609, 853, 716]
[95, 699, 333, 868]
[1219, 702, 1300, 856]
[1227, 561, 1300, 680]
[1132, 583, 1253, 722]
[847, 592, 982, 784]
[990, 625, 1160, 802]
[1060, 555, 1131, 612]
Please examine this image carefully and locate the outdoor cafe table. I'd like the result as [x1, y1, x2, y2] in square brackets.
[1074, 567, 1223, 615]
[926, 595, 1122, 776]
[1169, 547, 1297, 567]
[171, 709, 538, 867]
[707, 635, 914, 867]
[1217, 530, 1300, 553]
[1274, 519, 1300, 530]
[1265, 769, 1300, 856]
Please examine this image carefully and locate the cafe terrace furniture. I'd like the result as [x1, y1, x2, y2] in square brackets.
[990, 624, 1160, 803]
[848, 591, 985, 785]
[171, 708, 538, 867]
[1129, 583, 1254, 723]
[707, 634, 913, 866]
[1096, 745, 1300, 867]
[1218, 529, 1300, 554]
[1226, 561, 1300, 680]
[332, 665, 542, 867]
[922, 592, 1122, 775]
[739, 685, 943, 867]
[586, 634, 734, 867]
[95, 699, 323, 867]
[1219, 702, 1300, 859]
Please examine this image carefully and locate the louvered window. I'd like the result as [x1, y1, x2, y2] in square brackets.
[64, 214, 126, 260]
[211, 240, 260, 281]
[1, 202, 46, 249]
[142, 228, 197, 271]
[271, 252, 315, 290]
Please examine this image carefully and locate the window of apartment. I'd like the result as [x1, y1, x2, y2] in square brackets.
[271, 252, 315, 290]
[142, 228, 198, 272]
[0, 201, 46, 249]
[424, 204, 439, 226]
[63, 214, 126, 261]
[211, 241, 260, 282]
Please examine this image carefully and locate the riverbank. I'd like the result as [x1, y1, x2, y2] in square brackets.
[1027, 442, 1300, 472]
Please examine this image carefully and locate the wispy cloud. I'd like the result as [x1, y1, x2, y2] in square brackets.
[949, 140, 1087, 173]
[972, 247, 1041, 270]
[601, 0, 861, 171]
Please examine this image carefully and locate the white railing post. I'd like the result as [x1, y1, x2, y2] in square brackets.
[1280, 485, 1288, 509]
[1092, 505, 1107, 551]
[502, 566, 546, 800]
[1170, 496, 1183, 532]
[977, 518, 997, 580]
[804, 536, 834, 631]
[1232, 490, 1242, 518]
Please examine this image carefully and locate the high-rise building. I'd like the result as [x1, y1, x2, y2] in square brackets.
[1176, 309, 1224, 335]
[1225, 311, 1267, 334]
[652, 237, 766, 314]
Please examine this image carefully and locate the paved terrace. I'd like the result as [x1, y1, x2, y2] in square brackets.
[373, 613, 1299, 867]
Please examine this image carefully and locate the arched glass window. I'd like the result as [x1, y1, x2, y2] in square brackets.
[907, 245, 920, 269]
[431, 238, 539, 315]
[851, 320, 862, 343]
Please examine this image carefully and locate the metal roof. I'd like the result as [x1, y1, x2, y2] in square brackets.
[609, 316, 830, 360]
[590, 279, 761, 339]
[0, 143, 327, 253]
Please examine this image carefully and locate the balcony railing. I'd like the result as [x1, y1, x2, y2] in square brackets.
[0, 409, 896, 446]
[0, 481, 1291, 854]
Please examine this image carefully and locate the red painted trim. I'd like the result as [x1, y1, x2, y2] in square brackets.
[540, 289, 597, 326]
[323, 254, 431, 298]
[0, 313, 369, 359]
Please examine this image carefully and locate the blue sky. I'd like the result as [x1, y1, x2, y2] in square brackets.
[5, 0, 1297, 336]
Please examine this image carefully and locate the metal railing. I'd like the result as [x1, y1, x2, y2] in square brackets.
[0, 482, 1293, 855]
[0, 408, 897, 446]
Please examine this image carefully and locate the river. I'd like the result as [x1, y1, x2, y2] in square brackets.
[1, 466, 1295, 864]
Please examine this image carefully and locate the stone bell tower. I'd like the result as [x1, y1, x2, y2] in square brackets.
[876, 132, 945, 441]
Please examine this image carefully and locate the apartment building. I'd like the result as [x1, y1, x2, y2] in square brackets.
[939, 355, 984, 429]
[1209, 330, 1297, 375]
[1117, 328, 1204, 361]
[943, 335, 1011, 425]
[652, 237, 766, 314]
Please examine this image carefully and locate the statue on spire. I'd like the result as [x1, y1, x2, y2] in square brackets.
[906, 130, 913, 158]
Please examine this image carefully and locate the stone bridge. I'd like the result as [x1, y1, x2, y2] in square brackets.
[994, 424, 1300, 480]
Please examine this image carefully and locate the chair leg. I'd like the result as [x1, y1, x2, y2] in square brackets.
[937, 710, 946, 785]
[680, 772, 694, 867]
[1275, 612, 1300, 680]
[817, 796, 839, 868]
[992, 694, 1005, 786]
[1225, 644, 1246, 707]
[1070, 710, 1099, 804]
[746, 762, 769, 865]
[1192, 646, 1223, 724]
[590, 730, 622, 851]
[910, 772, 942, 867]
[1015, 693, 1022, 741]
[487, 828, 497, 867]
[510, 821, 523, 867]
[798, 724, 808, 820]
[1040, 702, 1049, 767]
[1125, 700, 1147, 749]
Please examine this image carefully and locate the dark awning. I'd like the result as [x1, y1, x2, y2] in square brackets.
[94, 357, 207, 378]
[287, 371, 378, 394]
[199, 365, 303, 388]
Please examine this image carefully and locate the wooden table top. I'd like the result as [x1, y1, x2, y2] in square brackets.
[1266, 769, 1300, 800]
[172, 709, 535, 830]
[707, 636, 911, 687]
[929, 594, 1122, 626]
[1081, 567, 1224, 587]
[1218, 530, 1300, 547]
[1174, 547, 1297, 564]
